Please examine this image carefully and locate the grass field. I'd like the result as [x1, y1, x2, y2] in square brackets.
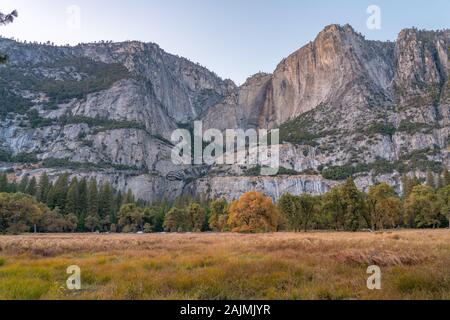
[0, 230, 450, 300]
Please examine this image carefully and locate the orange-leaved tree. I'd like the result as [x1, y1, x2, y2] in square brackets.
[227, 191, 280, 233]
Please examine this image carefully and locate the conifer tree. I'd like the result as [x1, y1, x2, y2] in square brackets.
[26, 176, 37, 196]
[98, 181, 113, 219]
[426, 169, 435, 189]
[18, 175, 29, 193]
[87, 178, 99, 217]
[65, 177, 79, 215]
[37, 172, 51, 204]
[78, 178, 88, 215]
[0, 173, 8, 193]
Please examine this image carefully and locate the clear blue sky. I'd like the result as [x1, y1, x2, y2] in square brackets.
[1, 0, 449, 84]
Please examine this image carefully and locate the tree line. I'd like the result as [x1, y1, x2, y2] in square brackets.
[0, 169, 450, 234]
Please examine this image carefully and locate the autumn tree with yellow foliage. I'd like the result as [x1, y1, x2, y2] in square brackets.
[227, 191, 280, 233]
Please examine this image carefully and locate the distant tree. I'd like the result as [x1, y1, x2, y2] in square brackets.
[367, 183, 402, 230]
[18, 175, 29, 193]
[26, 177, 37, 196]
[402, 174, 420, 199]
[163, 207, 189, 232]
[278, 193, 316, 232]
[98, 181, 113, 220]
[443, 169, 450, 187]
[341, 178, 367, 231]
[438, 174, 445, 189]
[65, 177, 79, 215]
[437, 185, 450, 228]
[47, 173, 69, 210]
[208, 198, 228, 232]
[39, 207, 66, 233]
[84, 214, 100, 232]
[0, 10, 18, 25]
[187, 203, 205, 232]
[405, 185, 441, 228]
[296, 194, 316, 232]
[0, 9, 18, 64]
[144, 202, 169, 232]
[0, 192, 43, 234]
[0, 173, 8, 193]
[117, 203, 144, 233]
[227, 191, 280, 233]
[278, 193, 301, 231]
[123, 189, 135, 205]
[321, 187, 346, 230]
[87, 178, 99, 217]
[143, 223, 153, 233]
[78, 177, 88, 216]
[37, 172, 51, 204]
[8, 180, 17, 193]
[64, 213, 78, 232]
[426, 169, 435, 189]
[114, 191, 123, 213]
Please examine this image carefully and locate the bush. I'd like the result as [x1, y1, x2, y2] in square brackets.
[366, 123, 396, 136]
[322, 166, 355, 180]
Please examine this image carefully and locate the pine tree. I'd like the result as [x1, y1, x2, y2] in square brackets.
[77, 177, 88, 229]
[0, 173, 8, 193]
[403, 174, 420, 199]
[65, 177, 79, 215]
[8, 180, 17, 193]
[123, 189, 135, 205]
[98, 181, 113, 220]
[26, 177, 37, 196]
[87, 178, 99, 217]
[426, 169, 435, 189]
[18, 175, 29, 193]
[48, 173, 69, 211]
[341, 177, 366, 231]
[114, 191, 123, 213]
[438, 174, 445, 189]
[37, 172, 51, 204]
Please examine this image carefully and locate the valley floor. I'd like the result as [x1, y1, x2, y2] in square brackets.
[0, 230, 450, 300]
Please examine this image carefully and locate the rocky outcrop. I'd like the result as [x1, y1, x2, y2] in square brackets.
[0, 24, 449, 202]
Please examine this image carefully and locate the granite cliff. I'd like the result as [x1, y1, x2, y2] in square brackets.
[0, 24, 448, 202]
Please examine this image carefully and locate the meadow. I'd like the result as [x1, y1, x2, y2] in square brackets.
[0, 230, 450, 300]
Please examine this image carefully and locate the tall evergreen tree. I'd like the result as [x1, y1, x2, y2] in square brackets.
[26, 177, 37, 196]
[87, 178, 99, 217]
[0, 173, 8, 193]
[123, 189, 135, 205]
[8, 180, 17, 193]
[18, 175, 29, 193]
[426, 169, 435, 189]
[47, 173, 69, 210]
[37, 172, 51, 204]
[98, 182, 112, 217]
[65, 177, 79, 215]
[341, 177, 367, 231]
[77, 177, 88, 229]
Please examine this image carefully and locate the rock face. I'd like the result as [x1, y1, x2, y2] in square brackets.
[0, 25, 449, 202]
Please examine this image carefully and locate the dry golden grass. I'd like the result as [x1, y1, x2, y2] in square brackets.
[1, 230, 450, 300]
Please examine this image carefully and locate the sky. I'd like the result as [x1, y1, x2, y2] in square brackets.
[0, 0, 449, 84]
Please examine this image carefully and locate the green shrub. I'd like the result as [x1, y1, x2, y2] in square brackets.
[397, 121, 433, 134]
[366, 123, 396, 136]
